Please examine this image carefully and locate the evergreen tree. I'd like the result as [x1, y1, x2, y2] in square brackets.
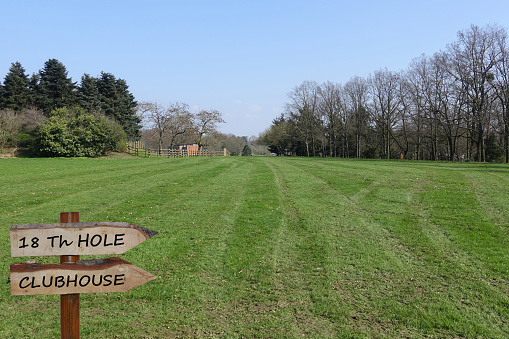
[114, 78, 140, 136]
[27, 73, 41, 108]
[77, 74, 101, 113]
[241, 144, 252, 156]
[0, 62, 30, 111]
[97, 72, 140, 136]
[37, 59, 75, 114]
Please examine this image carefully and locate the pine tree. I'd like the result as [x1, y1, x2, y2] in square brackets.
[0, 62, 30, 111]
[37, 59, 75, 114]
[77, 74, 101, 113]
[97, 72, 140, 136]
[114, 78, 140, 136]
[27, 73, 41, 108]
[241, 144, 252, 156]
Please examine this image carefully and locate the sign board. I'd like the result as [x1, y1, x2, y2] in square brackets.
[10, 222, 158, 257]
[10, 257, 156, 296]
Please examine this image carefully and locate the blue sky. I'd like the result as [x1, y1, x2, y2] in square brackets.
[2, 1, 509, 137]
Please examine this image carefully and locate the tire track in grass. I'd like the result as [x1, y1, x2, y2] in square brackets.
[203, 158, 298, 337]
[140, 157, 293, 337]
[412, 167, 509, 337]
[335, 163, 508, 337]
[266, 159, 509, 337]
[340, 163, 509, 337]
[461, 166, 509, 230]
[0, 158, 196, 224]
[265, 158, 354, 337]
[59, 158, 252, 337]
[120, 157, 288, 337]
[286, 159, 424, 336]
[416, 167, 509, 273]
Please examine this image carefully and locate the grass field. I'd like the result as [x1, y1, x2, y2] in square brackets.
[0, 155, 508, 338]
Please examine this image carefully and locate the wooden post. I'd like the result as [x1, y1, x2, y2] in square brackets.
[60, 212, 80, 339]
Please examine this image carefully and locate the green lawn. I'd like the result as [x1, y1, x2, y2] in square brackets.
[0, 156, 508, 338]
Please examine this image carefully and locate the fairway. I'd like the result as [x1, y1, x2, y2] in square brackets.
[0, 156, 508, 338]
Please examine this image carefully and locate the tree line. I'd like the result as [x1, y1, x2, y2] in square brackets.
[139, 101, 268, 156]
[261, 24, 509, 162]
[0, 59, 139, 156]
[0, 59, 266, 157]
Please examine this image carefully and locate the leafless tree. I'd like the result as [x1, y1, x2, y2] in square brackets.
[139, 101, 194, 154]
[368, 69, 403, 158]
[139, 102, 168, 154]
[286, 81, 320, 157]
[431, 52, 468, 160]
[0, 110, 22, 148]
[165, 102, 194, 148]
[344, 76, 369, 158]
[20, 107, 45, 132]
[195, 109, 225, 147]
[317, 81, 344, 157]
[405, 55, 433, 159]
[447, 24, 505, 161]
[492, 28, 509, 162]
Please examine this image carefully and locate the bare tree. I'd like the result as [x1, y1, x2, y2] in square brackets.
[447, 24, 505, 161]
[492, 28, 509, 162]
[431, 52, 468, 161]
[195, 109, 224, 147]
[166, 102, 194, 148]
[136, 101, 154, 125]
[317, 81, 344, 157]
[406, 55, 433, 160]
[368, 69, 403, 158]
[0, 110, 22, 149]
[139, 101, 194, 154]
[20, 107, 45, 132]
[286, 81, 320, 157]
[344, 76, 369, 158]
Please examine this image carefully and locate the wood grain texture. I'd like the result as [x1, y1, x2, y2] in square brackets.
[11, 257, 156, 296]
[10, 222, 158, 257]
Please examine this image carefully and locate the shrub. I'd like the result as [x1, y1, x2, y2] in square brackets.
[241, 144, 252, 156]
[0, 110, 22, 149]
[32, 106, 123, 157]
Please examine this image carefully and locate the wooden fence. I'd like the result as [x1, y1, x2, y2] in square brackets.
[126, 145, 229, 158]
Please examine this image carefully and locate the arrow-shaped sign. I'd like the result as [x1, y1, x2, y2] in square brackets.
[10, 257, 156, 296]
[10, 222, 158, 257]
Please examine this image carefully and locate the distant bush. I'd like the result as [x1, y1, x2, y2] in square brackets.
[32, 107, 125, 157]
[0, 110, 21, 149]
[102, 116, 128, 152]
[241, 144, 252, 156]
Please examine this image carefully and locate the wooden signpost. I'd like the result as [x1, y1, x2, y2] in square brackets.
[9, 212, 158, 339]
[10, 222, 157, 257]
[10, 257, 156, 296]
